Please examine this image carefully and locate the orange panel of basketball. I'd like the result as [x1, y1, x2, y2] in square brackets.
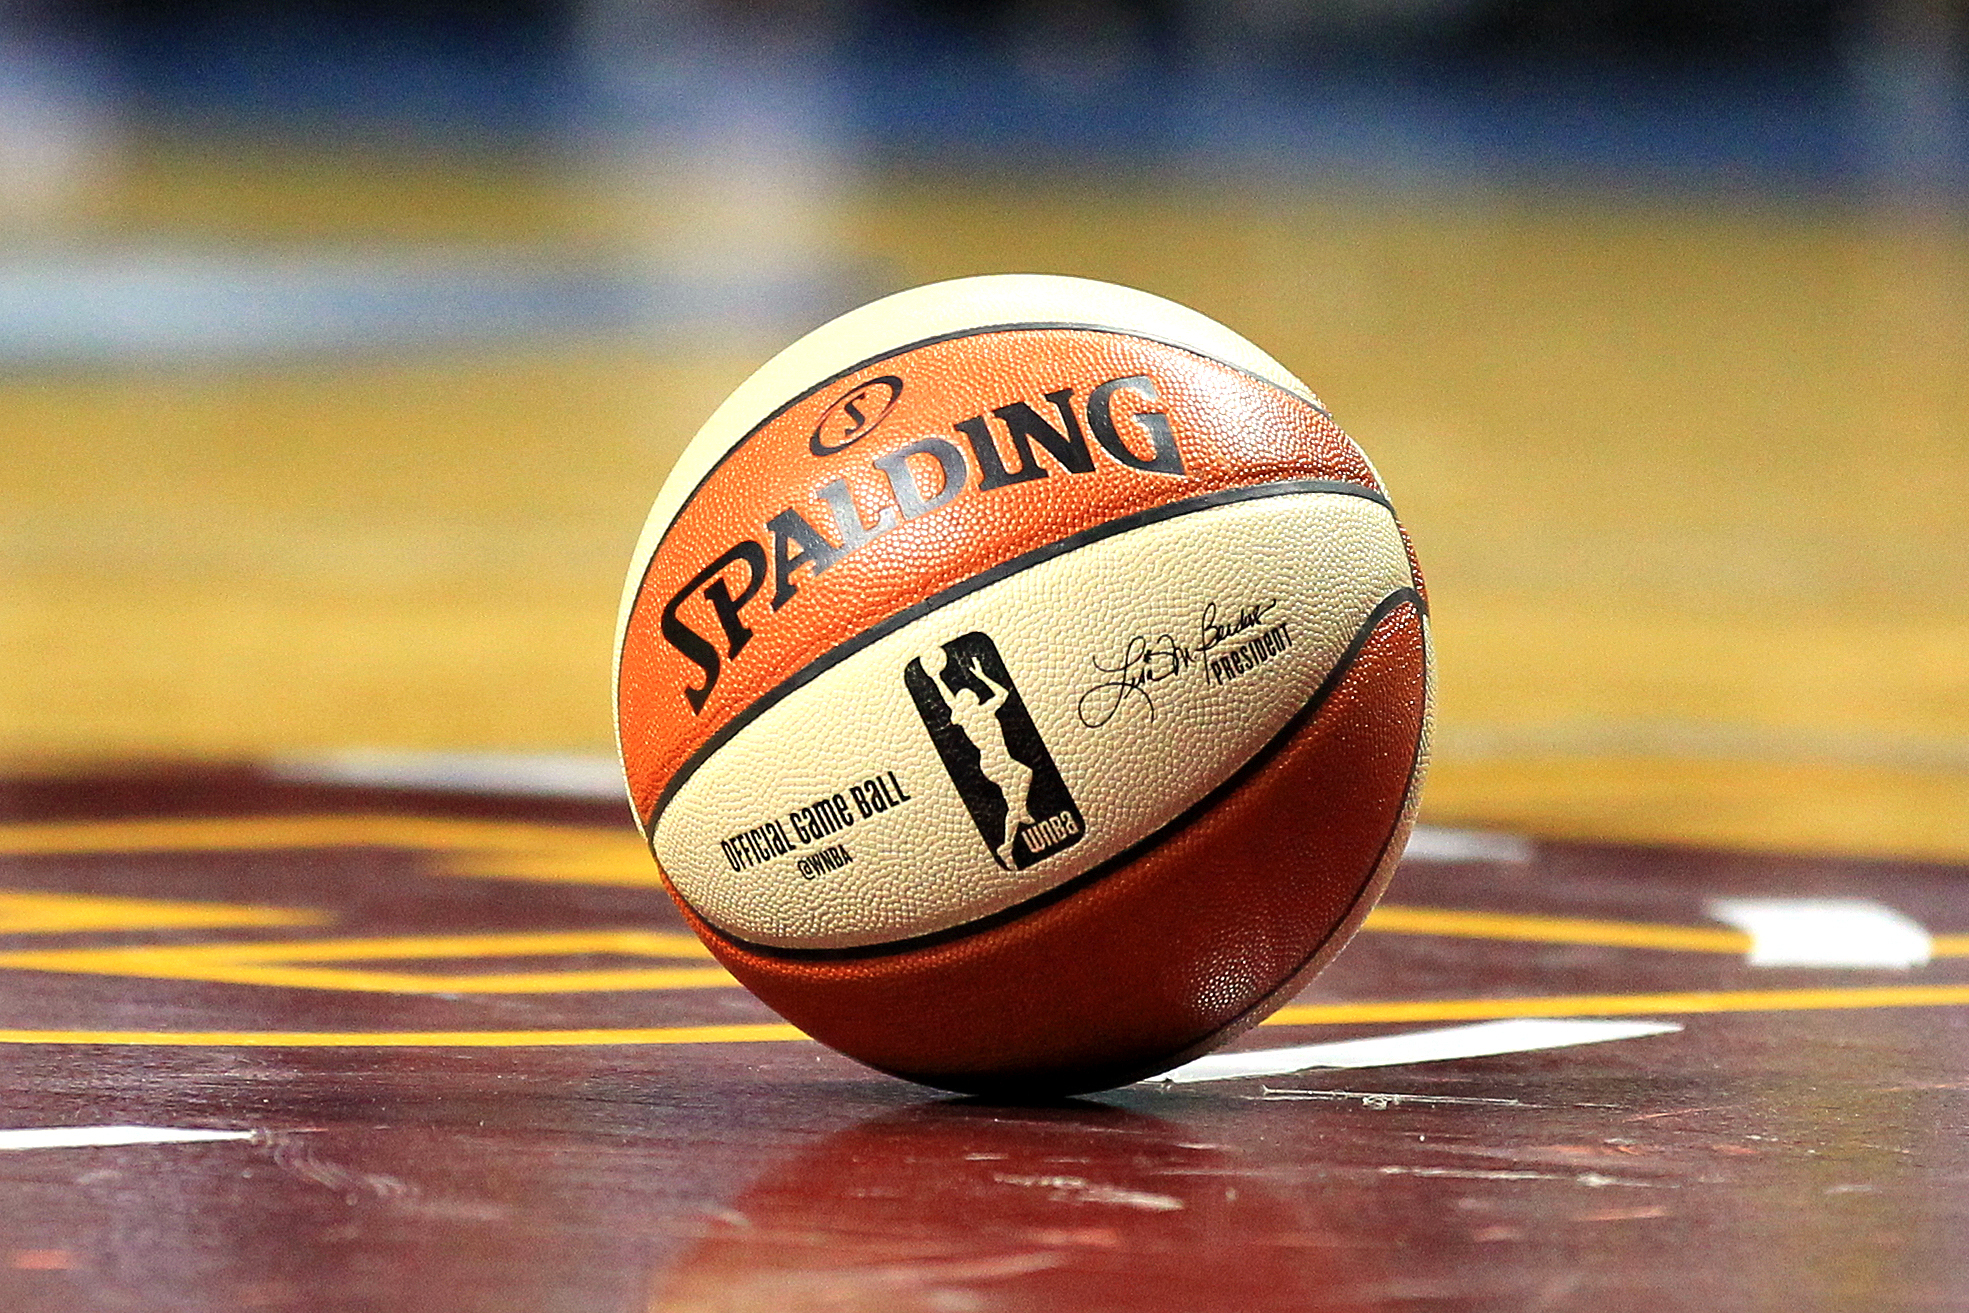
[614, 275, 1432, 1095]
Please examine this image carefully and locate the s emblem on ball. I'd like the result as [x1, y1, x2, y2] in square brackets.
[810, 375, 903, 456]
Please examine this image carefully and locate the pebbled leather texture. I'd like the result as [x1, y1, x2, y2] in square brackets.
[670, 598, 1431, 1095]
[617, 327, 1380, 822]
[616, 278, 1432, 1092]
[654, 491, 1413, 950]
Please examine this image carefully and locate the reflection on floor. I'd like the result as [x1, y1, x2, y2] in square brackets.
[2, 763, 1966, 1311]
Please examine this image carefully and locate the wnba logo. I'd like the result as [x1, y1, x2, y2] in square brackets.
[904, 633, 1085, 871]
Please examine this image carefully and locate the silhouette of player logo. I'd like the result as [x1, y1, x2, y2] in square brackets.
[904, 633, 1086, 871]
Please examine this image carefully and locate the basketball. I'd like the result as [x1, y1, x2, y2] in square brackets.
[614, 273, 1432, 1095]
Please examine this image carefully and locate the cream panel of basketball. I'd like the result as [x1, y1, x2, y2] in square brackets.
[614, 274, 1324, 656]
[653, 490, 1413, 950]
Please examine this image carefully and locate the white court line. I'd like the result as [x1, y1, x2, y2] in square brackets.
[1147, 1018, 1683, 1084]
[1400, 826, 1533, 864]
[1707, 898, 1932, 968]
[272, 750, 627, 800]
[0, 1125, 256, 1151]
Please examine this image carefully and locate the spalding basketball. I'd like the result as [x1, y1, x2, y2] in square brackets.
[615, 274, 1431, 1096]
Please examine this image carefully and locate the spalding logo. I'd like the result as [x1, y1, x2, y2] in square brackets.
[810, 375, 904, 456]
[661, 373, 1187, 714]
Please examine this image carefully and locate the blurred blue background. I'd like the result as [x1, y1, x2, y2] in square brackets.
[5, 0, 1964, 193]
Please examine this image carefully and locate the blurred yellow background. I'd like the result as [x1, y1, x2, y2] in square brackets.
[4, 142, 1967, 858]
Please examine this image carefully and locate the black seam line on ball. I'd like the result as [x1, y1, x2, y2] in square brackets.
[1113, 684, 1434, 1091]
[623, 320, 1344, 611]
[649, 478, 1400, 822]
[705, 586, 1426, 963]
[866, 641, 1432, 1098]
[646, 478, 1400, 825]
[913, 727, 1431, 1097]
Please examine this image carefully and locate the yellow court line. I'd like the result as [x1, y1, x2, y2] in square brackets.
[0, 1023, 804, 1047]
[1362, 906, 1969, 957]
[0, 815, 614, 856]
[1363, 904, 1748, 952]
[1263, 981, 1969, 1026]
[0, 930, 728, 995]
[0, 962, 734, 994]
[0, 890, 329, 935]
[3, 980, 1968, 1045]
[5, 817, 1967, 958]
[94, 930, 715, 962]
[0, 815, 665, 888]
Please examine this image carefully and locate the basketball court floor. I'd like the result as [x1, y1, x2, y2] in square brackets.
[3, 139, 1968, 1310]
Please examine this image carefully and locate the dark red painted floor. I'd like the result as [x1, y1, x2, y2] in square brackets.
[2, 765, 1965, 1311]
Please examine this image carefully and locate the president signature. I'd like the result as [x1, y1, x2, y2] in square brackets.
[1076, 597, 1279, 728]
